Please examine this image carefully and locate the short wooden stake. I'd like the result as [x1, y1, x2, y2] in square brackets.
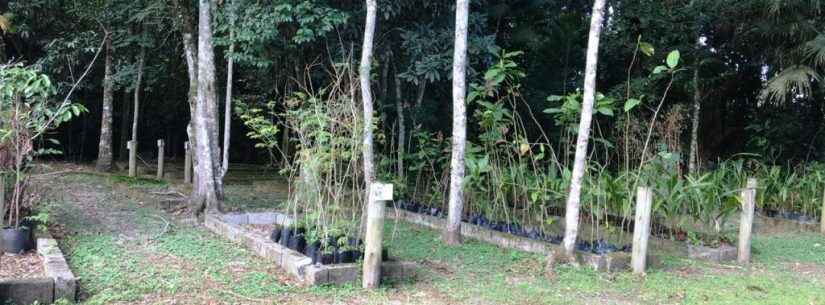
[156, 140, 165, 180]
[632, 187, 653, 275]
[128, 140, 137, 177]
[738, 178, 757, 264]
[363, 182, 392, 289]
[184, 141, 192, 184]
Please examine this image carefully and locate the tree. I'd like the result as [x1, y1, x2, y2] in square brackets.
[444, 0, 469, 245]
[561, 0, 607, 259]
[394, 72, 405, 180]
[220, 0, 236, 178]
[128, 35, 146, 177]
[94, 31, 114, 172]
[360, 0, 377, 189]
[688, 44, 701, 175]
[192, 0, 224, 214]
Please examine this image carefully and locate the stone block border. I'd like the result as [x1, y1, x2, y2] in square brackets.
[0, 232, 77, 305]
[687, 244, 737, 262]
[204, 212, 416, 285]
[388, 208, 639, 272]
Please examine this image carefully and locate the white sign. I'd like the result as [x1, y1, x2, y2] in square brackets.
[370, 182, 393, 201]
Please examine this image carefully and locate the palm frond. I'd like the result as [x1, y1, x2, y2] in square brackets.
[761, 65, 821, 104]
[804, 35, 825, 66]
[0, 14, 12, 34]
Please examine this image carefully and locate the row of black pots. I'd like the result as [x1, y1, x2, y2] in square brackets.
[393, 200, 444, 218]
[762, 209, 818, 222]
[270, 226, 388, 265]
[395, 200, 631, 255]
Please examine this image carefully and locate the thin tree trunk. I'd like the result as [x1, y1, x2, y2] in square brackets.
[395, 73, 405, 180]
[119, 89, 131, 162]
[360, 0, 378, 189]
[561, 0, 607, 258]
[445, 0, 470, 245]
[222, 1, 236, 178]
[193, 0, 225, 214]
[95, 34, 114, 172]
[129, 44, 146, 177]
[360, 0, 380, 289]
[689, 61, 701, 175]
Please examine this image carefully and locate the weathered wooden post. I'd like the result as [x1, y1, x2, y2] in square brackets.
[0, 174, 5, 225]
[156, 140, 165, 180]
[184, 141, 192, 184]
[738, 178, 757, 264]
[128, 140, 137, 177]
[820, 188, 825, 235]
[632, 186, 653, 274]
[363, 182, 392, 289]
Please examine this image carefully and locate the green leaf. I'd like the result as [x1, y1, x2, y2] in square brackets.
[624, 98, 641, 112]
[597, 107, 614, 116]
[639, 42, 655, 57]
[652, 66, 668, 75]
[546, 95, 563, 102]
[666, 50, 680, 69]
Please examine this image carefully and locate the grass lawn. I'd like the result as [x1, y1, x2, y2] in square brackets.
[34, 169, 825, 305]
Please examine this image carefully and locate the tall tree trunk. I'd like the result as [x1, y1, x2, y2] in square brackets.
[444, 0, 469, 245]
[360, 0, 378, 191]
[688, 61, 701, 175]
[95, 34, 114, 172]
[173, 0, 200, 187]
[222, 0, 236, 178]
[395, 73, 405, 180]
[129, 44, 146, 177]
[561, 0, 606, 258]
[193, 0, 225, 214]
[119, 89, 131, 162]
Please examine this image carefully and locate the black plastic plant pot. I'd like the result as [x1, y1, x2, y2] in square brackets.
[347, 237, 362, 248]
[288, 234, 307, 253]
[270, 228, 281, 243]
[2, 226, 33, 254]
[279, 227, 292, 246]
[321, 253, 335, 265]
[338, 250, 356, 264]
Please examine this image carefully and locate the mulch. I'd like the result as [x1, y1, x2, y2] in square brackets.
[0, 251, 45, 280]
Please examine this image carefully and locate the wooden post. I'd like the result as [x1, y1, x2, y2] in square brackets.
[632, 187, 653, 275]
[128, 140, 137, 177]
[363, 182, 392, 289]
[820, 188, 825, 235]
[0, 174, 5, 226]
[156, 140, 165, 180]
[738, 178, 757, 264]
[184, 141, 192, 184]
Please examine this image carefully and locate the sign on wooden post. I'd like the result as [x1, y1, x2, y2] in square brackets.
[632, 187, 653, 275]
[156, 140, 165, 180]
[738, 178, 757, 264]
[363, 182, 392, 289]
[127, 140, 137, 177]
[184, 141, 192, 184]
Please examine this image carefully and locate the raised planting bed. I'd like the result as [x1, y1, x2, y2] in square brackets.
[204, 212, 416, 285]
[0, 232, 77, 305]
[687, 243, 737, 263]
[756, 210, 819, 233]
[387, 206, 642, 272]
